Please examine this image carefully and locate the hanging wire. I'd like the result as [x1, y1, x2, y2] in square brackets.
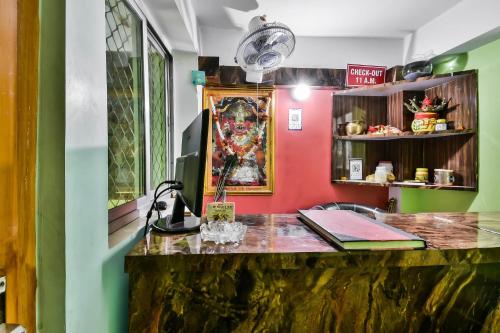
[256, 82, 259, 129]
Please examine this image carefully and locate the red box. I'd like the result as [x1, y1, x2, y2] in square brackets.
[346, 64, 387, 87]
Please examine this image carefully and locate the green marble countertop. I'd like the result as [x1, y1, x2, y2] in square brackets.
[126, 212, 500, 332]
[126, 212, 500, 271]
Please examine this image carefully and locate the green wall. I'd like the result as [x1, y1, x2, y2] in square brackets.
[37, 0, 66, 331]
[37, 0, 144, 332]
[401, 38, 500, 213]
[37, 1, 199, 331]
[103, 233, 145, 333]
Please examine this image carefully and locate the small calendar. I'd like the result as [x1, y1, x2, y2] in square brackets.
[288, 108, 302, 130]
[349, 158, 363, 180]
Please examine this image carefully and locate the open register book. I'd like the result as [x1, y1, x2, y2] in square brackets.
[298, 210, 426, 250]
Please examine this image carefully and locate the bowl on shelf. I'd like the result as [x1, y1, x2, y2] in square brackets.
[402, 60, 433, 81]
[346, 121, 365, 135]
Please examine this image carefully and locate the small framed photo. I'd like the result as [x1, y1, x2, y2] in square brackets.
[349, 158, 363, 180]
[288, 108, 302, 130]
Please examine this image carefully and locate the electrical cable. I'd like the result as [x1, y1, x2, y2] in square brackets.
[143, 188, 173, 237]
[154, 180, 180, 199]
[143, 181, 183, 236]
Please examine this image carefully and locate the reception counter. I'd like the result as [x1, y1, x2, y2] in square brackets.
[126, 213, 500, 332]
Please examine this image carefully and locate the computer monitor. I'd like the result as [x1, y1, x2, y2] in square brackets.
[151, 109, 209, 233]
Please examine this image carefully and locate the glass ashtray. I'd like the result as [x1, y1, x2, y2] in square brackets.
[200, 221, 247, 244]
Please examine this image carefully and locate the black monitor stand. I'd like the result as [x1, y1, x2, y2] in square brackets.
[151, 195, 201, 233]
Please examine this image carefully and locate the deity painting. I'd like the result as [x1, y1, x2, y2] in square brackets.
[204, 89, 274, 195]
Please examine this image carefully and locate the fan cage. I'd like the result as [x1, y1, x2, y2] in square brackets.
[235, 22, 296, 73]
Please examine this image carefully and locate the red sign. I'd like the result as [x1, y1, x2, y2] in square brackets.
[346, 64, 386, 87]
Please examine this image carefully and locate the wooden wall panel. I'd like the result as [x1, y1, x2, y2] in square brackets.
[200, 58, 402, 88]
[425, 74, 477, 130]
[332, 141, 390, 181]
[198, 56, 220, 85]
[387, 141, 425, 181]
[0, 0, 38, 331]
[387, 91, 425, 132]
[332, 96, 387, 180]
[386, 92, 403, 129]
[424, 136, 477, 187]
[215, 64, 346, 87]
[365, 141, 390, 179]
[402, 91, 426, 131]
[425, 74, 478, 187]
[332, 95, 387, 129]
[385, 66, 403, 82]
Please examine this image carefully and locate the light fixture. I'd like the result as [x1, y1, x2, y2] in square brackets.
[291, 84, 311, 101]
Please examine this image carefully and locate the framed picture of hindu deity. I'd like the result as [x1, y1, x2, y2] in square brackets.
[203, 87, 275, 195]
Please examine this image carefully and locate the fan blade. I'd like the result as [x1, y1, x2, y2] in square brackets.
[264, 31, 285, 46]
[243, 42, 260, 65]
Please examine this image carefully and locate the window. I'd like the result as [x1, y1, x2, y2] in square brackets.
[147, 34, 172, 189]
[105, 0, 172, 224]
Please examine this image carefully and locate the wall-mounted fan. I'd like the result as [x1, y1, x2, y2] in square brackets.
[234, 15, 296, 83]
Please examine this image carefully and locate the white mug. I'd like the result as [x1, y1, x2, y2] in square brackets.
[434, 169, 454, 185]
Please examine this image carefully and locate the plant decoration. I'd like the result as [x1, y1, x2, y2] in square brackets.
[404, 96, 451, 114]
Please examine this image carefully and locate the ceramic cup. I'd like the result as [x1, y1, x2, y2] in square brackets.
[434, 169, 454, 185]
[415, 168, 428, 182]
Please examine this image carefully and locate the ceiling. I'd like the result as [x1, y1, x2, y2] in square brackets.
[192, 0, 462, 38]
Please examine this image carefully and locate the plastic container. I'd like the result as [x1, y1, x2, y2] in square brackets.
[374, 166, 388, 183]
[378, 161, 393, 173]
[435, 119, 447, 131]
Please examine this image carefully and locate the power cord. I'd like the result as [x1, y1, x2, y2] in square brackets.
[143, 180, 183, 236]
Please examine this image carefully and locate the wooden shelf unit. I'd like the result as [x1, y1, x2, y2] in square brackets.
[334, 70, 476, 97]
[332, 180, 476, 191]
[334, 129, 475, 141]
[331, 71, 478, 191]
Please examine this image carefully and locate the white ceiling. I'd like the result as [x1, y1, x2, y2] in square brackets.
[192, 0, 462, 38]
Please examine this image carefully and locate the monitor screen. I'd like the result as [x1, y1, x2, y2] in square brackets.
[175, 109, 209, 217]
[150, 109, 209, 233]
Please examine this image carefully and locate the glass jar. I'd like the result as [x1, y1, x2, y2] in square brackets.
[374, 166, 388, 183]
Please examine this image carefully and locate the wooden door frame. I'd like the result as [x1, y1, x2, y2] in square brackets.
[0, 0, 38, 331]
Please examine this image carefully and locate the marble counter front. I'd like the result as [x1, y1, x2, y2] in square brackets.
[126, 213, 500, 332]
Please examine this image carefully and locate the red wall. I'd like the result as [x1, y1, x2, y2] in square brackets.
[204, 88, 388, 214]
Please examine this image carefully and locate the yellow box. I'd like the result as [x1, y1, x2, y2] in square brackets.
[206, 202, 235, 222]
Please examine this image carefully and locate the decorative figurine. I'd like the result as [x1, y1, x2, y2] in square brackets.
[367, 125, 402, 136]
[404, 96, 450, 133]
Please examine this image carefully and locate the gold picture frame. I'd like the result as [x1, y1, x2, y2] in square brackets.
[203, 87, 275, 195]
